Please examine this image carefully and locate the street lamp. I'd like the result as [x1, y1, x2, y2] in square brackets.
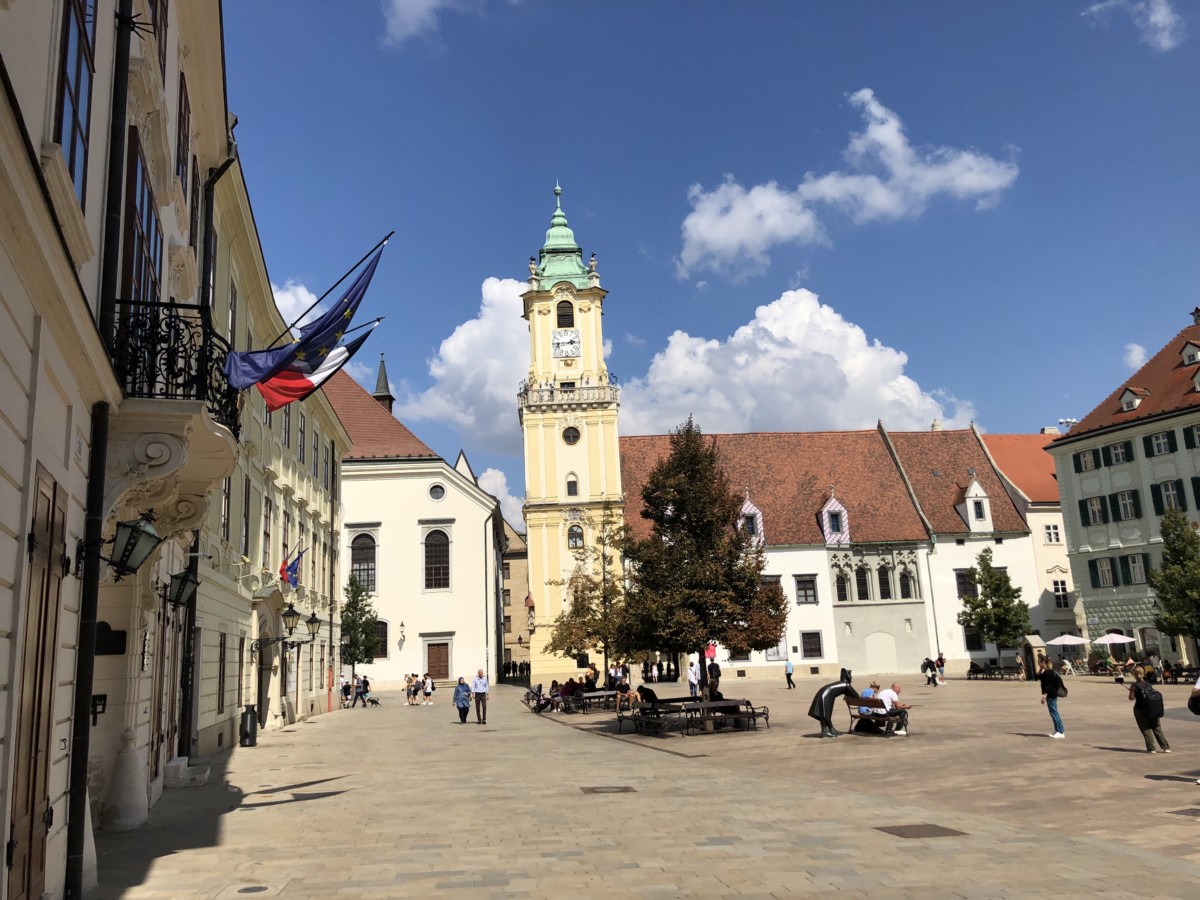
[79, 511, 163, 580]
[165, 570, 199, 608]
[284, 612, 322, 651]
[251, 603, 315, 658]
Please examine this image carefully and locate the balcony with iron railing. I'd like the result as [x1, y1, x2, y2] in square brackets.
[517, 374, 620, 413]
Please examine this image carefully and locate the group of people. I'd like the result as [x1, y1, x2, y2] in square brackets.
[339, 674, 373, 708]
[404, 673, 436, 706]
[855, 681, 912, 737]
[920, 655, 946, 687]
[502, 660, 530, 679]
[451, 670, 491, 724]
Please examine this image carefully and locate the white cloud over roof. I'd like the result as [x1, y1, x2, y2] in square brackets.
[1082, 0, 1186, 52]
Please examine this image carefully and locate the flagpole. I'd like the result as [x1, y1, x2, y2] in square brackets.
[339, 316, 385, 338]
[267, 231, 394, 349]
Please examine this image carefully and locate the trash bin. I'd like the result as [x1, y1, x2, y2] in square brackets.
[239, 704, 257, 747]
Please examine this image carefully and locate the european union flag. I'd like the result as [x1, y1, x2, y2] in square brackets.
[224, 249, 382, 390]
[284, 548, 306, 588]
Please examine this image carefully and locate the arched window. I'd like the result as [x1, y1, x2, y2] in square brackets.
[351, 534, 376, 592]
[835, 573, 849, 602]
[877, 566, 892, 600]
[424, 529, 450, 589]
[567, 525, 584, 549]
[855, 567, 871, 601]
[899, 569, 916, 599]
[557, 300, 574, 328]
[566, 475, 579, 497]
[373, 620, 388, 659]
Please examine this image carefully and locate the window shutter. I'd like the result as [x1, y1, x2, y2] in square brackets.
[1141, 553, 1151, 577]
[1101, 445, 1112, 467]
[1107, 494, 1121, 522]
[1186, 428, 1197, 450]
[1131, 489, 1142, 519]
[1100, 501, 1109, 524]
[1176, 479, 1187, 512]
[1192, 477, 1200, 509]
[1073, 452, 1083, 473]
[1078, 499, 1090, 526]
[1123, 440, 1134, 461]
[1168, 431, 1179, 453]
[1144, 435, 1156, 458]
[1118, 555, 1131, 586]
[1151, 483, 1164, 516]
[1088, 559, 1100, 589]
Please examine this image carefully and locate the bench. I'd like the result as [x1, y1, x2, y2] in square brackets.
[682, 699, 759, 736]
[844, 696, 889, 735]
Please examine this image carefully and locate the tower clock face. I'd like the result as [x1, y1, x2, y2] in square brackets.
[552, 329, 581, 358]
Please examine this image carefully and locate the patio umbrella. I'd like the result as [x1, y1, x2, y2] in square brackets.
[1091, 634, 1136, 645]
[1045, 635, 1090, 646]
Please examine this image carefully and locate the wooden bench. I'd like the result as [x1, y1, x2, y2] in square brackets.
[682, 700, 759, 735]
[844, 696, 889, 734]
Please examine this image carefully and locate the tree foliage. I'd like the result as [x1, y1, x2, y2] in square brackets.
[340, 575, 380, 675]
[1148, 507, 1200, 638]
[619, 417, 787, 666]
[956, 546, 1030, 649]
[545, 504, 628, 661]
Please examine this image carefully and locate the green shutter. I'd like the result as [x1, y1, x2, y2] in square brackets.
[1176, 479, 1187, 512]
[1108, 494, 1122, 522]
[1118, 555, 1131, 586]
[1073, 452, 1083, 473]
[1192, 477, 1200, 508]
[1144, 435, 1156, 458]
[1151, 483, 1164, 515]
[1130, 489, 1142, 519]
[1168, 431, 1179, 453]
[1186, 427, 1197, 450]
[1123, 440, 1134, 461]
[1101, 445, 1113, 466]
[1078, 499, 1089, 525]
[1088, 559, 1100, 589]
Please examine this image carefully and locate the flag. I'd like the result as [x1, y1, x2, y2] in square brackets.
[224, 248, 383, 390]
[282, 548, 307, 588]
[256, 324, 378, 412]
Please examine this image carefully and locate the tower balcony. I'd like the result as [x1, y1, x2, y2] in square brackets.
[517, 381, 621, 417]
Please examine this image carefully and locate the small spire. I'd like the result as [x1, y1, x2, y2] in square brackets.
[373, 353, 394, 414]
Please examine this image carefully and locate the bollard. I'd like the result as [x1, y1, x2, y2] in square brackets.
[239, 704, 258, 747]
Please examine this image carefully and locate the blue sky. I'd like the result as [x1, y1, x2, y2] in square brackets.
[223, 1, 1199, 527]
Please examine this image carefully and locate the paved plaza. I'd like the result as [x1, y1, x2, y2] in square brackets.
[94, 676, 1200, 898]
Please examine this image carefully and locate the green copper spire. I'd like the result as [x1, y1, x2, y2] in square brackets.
[535, 183, 591, 289]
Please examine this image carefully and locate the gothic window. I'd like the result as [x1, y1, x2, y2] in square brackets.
[567, 525, 584, 549]
[351, 534, 376, 592]
[424, 530, 450, 589]
[855, 567, 871, 601]
[877, 566, 892, 600]
[899, 569, 915, 599]
[556, 300, 574, 328]
[835, 573, 849, 602]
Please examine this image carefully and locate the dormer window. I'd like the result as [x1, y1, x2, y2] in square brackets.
[960, 478, 992, 532]
[828, 512, 841, 532]
[973, 500, 986, 521]
[1119, 387, 1147, 412]
[1182, 341, 1200, 365]
[740, 498, 764, 545]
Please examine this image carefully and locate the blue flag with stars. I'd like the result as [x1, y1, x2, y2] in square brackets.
[224, 248, 382, 390]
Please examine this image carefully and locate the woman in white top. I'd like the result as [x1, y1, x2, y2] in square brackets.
[423, 673, 434, 706]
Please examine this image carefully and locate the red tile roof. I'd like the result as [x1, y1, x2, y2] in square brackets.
[619, 431, 929, 545]
[981, 434, 1060, 504]
[1058, 320, 1200, 442]
[322, 371, 439, 461]
[886, 430, 1028, 535]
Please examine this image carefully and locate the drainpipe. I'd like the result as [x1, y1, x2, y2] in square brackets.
[925, 535, 942, 656]
[176, 534, 200, 759]
[198, 149, 237, 311]
[67, 1, 135, 893]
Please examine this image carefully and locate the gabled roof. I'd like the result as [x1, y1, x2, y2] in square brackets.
[1058, 319, 1200, 441]
[887, 430, 1028, 535]
[619, 431, 928, 545]
[322, 371, 439, 461]
[981, 434, 1060, 504]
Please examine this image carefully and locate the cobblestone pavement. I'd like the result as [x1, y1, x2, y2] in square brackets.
[94, 677, 1200, 899]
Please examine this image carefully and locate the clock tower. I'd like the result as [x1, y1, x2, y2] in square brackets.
[519, 185, 623, 682]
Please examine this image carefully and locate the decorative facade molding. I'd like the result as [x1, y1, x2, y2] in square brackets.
[168, 240, 198, 303]
[38, 142, 95, 266]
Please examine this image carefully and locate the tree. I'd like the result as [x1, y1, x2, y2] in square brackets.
[956, 546, 1030, 650]
[545, 503, 628, 672]
[340, 575, 380, 678]
[619, 417, 787, 682]
[1148, 507, 1200, 647]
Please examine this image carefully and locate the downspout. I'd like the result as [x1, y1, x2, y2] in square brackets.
[67, 2, 135, 894]
[198, 150, 237, 311]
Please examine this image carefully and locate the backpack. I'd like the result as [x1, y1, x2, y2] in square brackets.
[1187, 694, 1200, 716]
[1135, 684, 1164, 719]
[1056, 677, 1068, 699]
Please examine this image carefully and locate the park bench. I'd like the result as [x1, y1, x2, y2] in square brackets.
[843, 696, 889, 735]
[682, 699, 759, 736]
[578, 690, 617, 714]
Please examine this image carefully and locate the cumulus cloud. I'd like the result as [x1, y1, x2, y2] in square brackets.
[1083, 0, 1186, 52]
[381, 0, 454, 44]
[618, 287, 975, 436]
[271, 280, 323, 332]
[395, 277, 529, 454]
[1123, 342, 1147, 370]
[677, 89, 1019, 279]
[478, 467, 525, 531]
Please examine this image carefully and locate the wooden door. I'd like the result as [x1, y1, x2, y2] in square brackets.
[7, 466, 66, 900]
[427, 643, 449, 680]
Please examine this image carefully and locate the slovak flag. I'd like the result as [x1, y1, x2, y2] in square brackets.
[256, 325, 377, 412]
[280, 547, 307, 588]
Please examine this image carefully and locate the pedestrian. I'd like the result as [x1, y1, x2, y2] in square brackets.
[1015, 656, 1026, 682]
[707, 659, 721, 692]
[472, 668, 490, 724]
[922, 657, 937, 687]
[784, 658, 795, 689]
[340, 677, 352, 708]
[423, 672, 434, 706]
[1128, 671, 1170, 753]
[1037, 656, 1066, 739]
[935, 653, 946, 685]
[453, 677, 471, 724]
[350, 674, 364, 708]
[359, 675, 371, 709]
[687, 661, 700, 697]
[651, 661, 658, 683]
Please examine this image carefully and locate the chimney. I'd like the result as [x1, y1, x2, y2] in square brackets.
[372, 354, 395, 414]
[1039, 426, 1060, 435]
[1192, 307, 1200, 326]
[930, 419, 942, 432]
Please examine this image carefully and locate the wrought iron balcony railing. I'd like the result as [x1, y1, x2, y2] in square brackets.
[516, 375, 620, 411]
[112, 300, 241, 437]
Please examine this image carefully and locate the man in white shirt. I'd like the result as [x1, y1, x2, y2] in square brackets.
[687, 662, 700, 698]
[876, 682, 912, 737]
[472, 669, 490, 724]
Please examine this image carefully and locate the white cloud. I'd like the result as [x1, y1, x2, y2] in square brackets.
[271, 280, 323, 332]
[1083, 0, 1186, 52]
[395, 277, 529, 454]
[381, 0, 455, 44]
[478, 467, 525, 531]
[618, 287, 975, 436]
[677, 89, 1019, 279]
[624, 333, 646, 347]
[1123, 342, 1147, 370]
[345, 361, 374, 389]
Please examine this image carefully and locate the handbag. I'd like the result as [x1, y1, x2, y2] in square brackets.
[1056, 680, 1068, 699]
[1186, 694, 1200, 716]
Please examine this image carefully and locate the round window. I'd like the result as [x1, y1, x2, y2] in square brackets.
[429, 484, 446, 500]
[562, 426, 581, 445]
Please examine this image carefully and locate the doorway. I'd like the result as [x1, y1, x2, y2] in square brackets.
[427, 642, 449, 680]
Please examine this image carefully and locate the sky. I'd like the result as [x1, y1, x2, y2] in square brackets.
[222, 1, 1200, 530]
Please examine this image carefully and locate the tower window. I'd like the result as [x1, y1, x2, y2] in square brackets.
[567, 525, 584, 549]
[556, 300, 574, 328]
[562, 426, 580, 445]
[566, 477, 578, 497]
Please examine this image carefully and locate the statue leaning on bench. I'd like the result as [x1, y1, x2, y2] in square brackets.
[808, 668, 858, 738]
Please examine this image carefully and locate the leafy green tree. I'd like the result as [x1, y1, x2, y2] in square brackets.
[545, 503, 628, 672]
[1148, 507, 1200, 645]
[619, 417, 787, 680]
[956, 546, 1030, 650]
[340, 575, 380, 678]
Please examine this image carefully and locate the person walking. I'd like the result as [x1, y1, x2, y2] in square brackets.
[707, 659, 721, 692]
[784, 659, 795, 689]
[350, 674, 364, 708]
[453, 677, 472, 724]
[1037, 656, 1066, 739]
[423, 673, 434, 706]
[935, 653, 946, 685]
[359, 675, 371, 708]
[687, 661, 700, 697]
[472, 668, 490, 724]
[1128, 671, 1170, 752]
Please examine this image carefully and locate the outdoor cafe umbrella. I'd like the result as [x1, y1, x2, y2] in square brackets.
[1045, 635, 1090, 646]
[1091, 634, 1136, 645]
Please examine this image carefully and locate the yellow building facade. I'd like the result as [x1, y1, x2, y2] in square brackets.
[519, 187, 623, 684]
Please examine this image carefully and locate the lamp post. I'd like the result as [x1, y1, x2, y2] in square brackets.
[165, 570, 199, 608]
[250, 603, 317, 658]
